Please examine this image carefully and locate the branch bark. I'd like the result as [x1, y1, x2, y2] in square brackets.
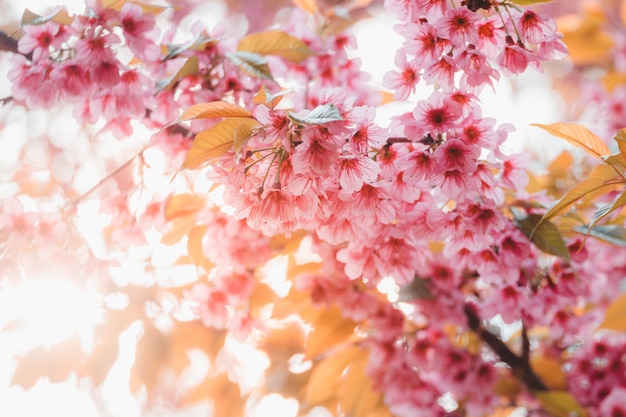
[463, 303, 547, 391]
[0, 31, 19, 54]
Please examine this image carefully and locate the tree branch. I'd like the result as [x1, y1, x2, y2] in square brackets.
[0, 31, 19, 54]
[463, 303, 547, 391]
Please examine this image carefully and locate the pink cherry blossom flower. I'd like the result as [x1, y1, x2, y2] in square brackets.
[476, 16, 505, 59]
[337, 155, 380, 194]
[50, 60, 92, 101]
[18, 21, 69, 62]
[519, 10, 556, 45]
[118, 2, 161, 61]
[402, 22, 446, 67]
[434, 138, 478, 172]
[384, 51, 421, 100]
[291, 128, 340, 177]
[413, 91, 463, 133]
[423, 54, 456, 91]
[436, 7, 480, 47]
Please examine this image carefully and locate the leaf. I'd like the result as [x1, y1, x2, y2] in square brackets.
[252, 85, 292, 108]
[338, 350, 383, 417]
[534, 391, 587, 417]
[183, 118, 260, 168]
[21, 8, 73, 26]
[574, 224, 626, 247]
[81, 337, 119, 386]
[130, 322, 170, 396]
[164, 194, 205, 220]
[588, 189, 626, 231]
[177, 101, 253, 123]
[293, 0, 319, 14]
[183, 372, 244, 416]
[13, 334, 83, 389]
[514, 212, 571, 261]
[304, 307, 357, 360]
[615, 128, 626, 159]
[398, 276, 435, 301]
[558, 12, 614, 65]
[532, 123, 610, 158]
[509, 0, 553, 5]
[530, 355, 566, 390]
[289, 103, 343, 125]
[187, 225, 213, 270]
[305, 345, 361, 405]
[158, 56, 199, 91]
[102, 0, 168, 14]
[227, 51, 274, 81]
[602, 153, 626, 170]
[238, 30, 313, 63]
[600, 293, 626, 331]
[541, 166, 618, 221]
[601, 72, 626, 93]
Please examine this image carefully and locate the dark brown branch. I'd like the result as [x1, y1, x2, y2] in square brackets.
[0, 31, 19, 54]
[463, 303, 547, 391]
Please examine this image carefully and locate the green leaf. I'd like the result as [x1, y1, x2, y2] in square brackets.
[237, 30, 313, 63]
[534, 391, 587, 417]
[289, 103, 343, 125]
[158, 56, 199, 91]
[183, 118, 260, 168]
[177, 101, 253, 123]
[227, 51, 273, 81]
[574, 224, 626, 247]
[600, 293, 626, 331]
[514, 212, 571, 261]
[532, 123, 611, 159]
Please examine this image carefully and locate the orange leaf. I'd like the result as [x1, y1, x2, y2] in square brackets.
[534, 391, 587, 417]
[13, 334, 83, 388]
[305, 344, 361, 405]
[238, 31, 313, 63]
[338, 349, 382, 417]
[541, 164, 619, 221]
[292, 0, 319, 14]
[305, 307, 357, 360]
[600, 293, 626, 331]
[187, 225, 213, 270]
[80, 338, 119, 386]
[530, 355, 566, 390]
[183, 118, 260, 168]
[130, 323, 170, 396]
[532, 123, 610, 158]
[177, 101, 253, 123]
[164, 193, 205, 220]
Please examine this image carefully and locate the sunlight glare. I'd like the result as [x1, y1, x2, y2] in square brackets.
[1, 278, 102, 348]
